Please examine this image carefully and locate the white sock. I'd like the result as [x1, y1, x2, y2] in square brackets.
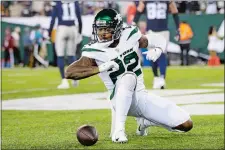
[115, 86, 133, 131]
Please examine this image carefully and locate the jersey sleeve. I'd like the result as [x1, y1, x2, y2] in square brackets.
[81, 44, 108, 62]
[125, 25, 142, 47]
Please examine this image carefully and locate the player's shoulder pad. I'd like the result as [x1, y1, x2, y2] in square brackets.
[81, 41, 104, 53]
[122, 25, 142, 42]
[81, 41, 108, 62]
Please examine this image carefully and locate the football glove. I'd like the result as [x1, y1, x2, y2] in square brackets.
[99, 61, 119, 72]
[142, 48, 162, 62]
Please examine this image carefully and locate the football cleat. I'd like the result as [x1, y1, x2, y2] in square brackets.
[153, 77, 165, 89]
[57, 79, 70, 89]
[136, 118, 148, 136]
[112, 129, 128, 143]
[71, 80, 79, 87]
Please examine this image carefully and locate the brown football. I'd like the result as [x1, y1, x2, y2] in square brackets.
[76, 125, 98, 146]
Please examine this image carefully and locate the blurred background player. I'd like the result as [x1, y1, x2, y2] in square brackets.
[30, 24, 49, 68]
[2, 27, 14, 68]
[49, 1, 82, 89]
[133, 0, 180, 89]
[179, 21, 194, 66]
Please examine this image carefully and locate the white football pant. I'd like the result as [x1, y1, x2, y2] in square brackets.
[55, 25, 78, 57]
[110, 72, 190, 135]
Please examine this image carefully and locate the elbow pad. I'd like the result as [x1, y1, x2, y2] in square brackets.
[145, 33, 167, 53]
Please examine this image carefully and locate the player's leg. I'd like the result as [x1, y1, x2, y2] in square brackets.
[151, 60, 160, 89]
[158, 31, 170, 89]
[180, 44, 184, 66]
[137, 92, 193, 133]
[67, 26, 79, 87]
[110, 72, 137, 143]
[185, 43, 190, 66]
[158, 53, 167, 89]
[55, 26, 69, 89]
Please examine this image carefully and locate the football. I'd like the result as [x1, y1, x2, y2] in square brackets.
[76, 125, 98, 146]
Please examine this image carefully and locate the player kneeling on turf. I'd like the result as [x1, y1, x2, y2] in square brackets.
[65, 8, 193, 143]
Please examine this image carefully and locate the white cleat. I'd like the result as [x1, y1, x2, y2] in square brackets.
[153, 77, 165, 89]
[57, 79, 70, 89]
[136, 118, 148, 136]
[71, 80, 79, 87]
[153, 77, 160, 89]
[112, 130, 128, 143]
[158, 77, 166, 89]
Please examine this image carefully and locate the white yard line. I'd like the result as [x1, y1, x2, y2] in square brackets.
[1, 88, 53, 94]
[2, 89, 224, 115]
[201, 83, 224, 87]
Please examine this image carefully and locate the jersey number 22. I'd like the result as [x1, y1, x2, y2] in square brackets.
[108, 51, 142, 84]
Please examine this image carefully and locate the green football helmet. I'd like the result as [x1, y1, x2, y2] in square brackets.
[92, 9, 123, 42]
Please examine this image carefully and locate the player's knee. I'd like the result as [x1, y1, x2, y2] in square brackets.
[174, 119, 193, 132]
[120, 72, 137, 90]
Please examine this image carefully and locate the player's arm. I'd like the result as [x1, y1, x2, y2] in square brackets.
[65, 56, 99, 80]
[139, 35, 167, 52]
[48, 3, 57, 37]
[133, 0, 145, 24]
[75, 1, 82, 34]
[139, 34, 167, 62]
[169, 1, 180, 33]
[65, 56, 119, 80]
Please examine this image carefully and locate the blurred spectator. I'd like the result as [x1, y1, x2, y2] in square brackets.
[44, 2, 53, 16]
[22, 27, 33, 67]
[1, 1, 11, 17]
[217, 20, 224, 39]
[206, 1, 217, 14]
[81, 1, 119, 15]
[30, 24, 48, 68]
[11, 26, 22, 66]
[2, 1, 222, 17]
[178, 21, 194, 66]
[186, 1, 201, 14]
[21, 2, 32, 17]
[2, 27, 14, 68]
[176, 2, 186, 13]
[9, 2, 24, 17]
[39, 30, 49, 64]
[31, 1, 45, 16]
[217, 1, 224, 14]
[126, 2, 136, 25]
[207, 26, 223, 66]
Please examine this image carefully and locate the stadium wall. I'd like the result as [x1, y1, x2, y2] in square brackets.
[1, 14, 224, 62]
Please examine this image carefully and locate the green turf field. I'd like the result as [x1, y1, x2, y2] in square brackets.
[2, 110, 224, 149]
[2, 66, 224, 100]
[1, 66, 224, 149]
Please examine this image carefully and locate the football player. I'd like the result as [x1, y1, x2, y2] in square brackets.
[65, 9, 192, 143]
[133, 0, 180, 89]
[49, 1, 82, 89]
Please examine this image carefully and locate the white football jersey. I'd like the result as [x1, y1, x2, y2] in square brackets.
[82, 25, 145, 94]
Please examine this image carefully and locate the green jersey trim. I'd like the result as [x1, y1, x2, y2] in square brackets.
[110, 86, 116, 100]
[127, 27, 138, 40]
[82, 48, 105, 53]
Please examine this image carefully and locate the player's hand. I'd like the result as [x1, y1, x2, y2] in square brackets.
[99, 61, 119, 72]
[142, 48, 162, 62]
[76, 34, 82, 44]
